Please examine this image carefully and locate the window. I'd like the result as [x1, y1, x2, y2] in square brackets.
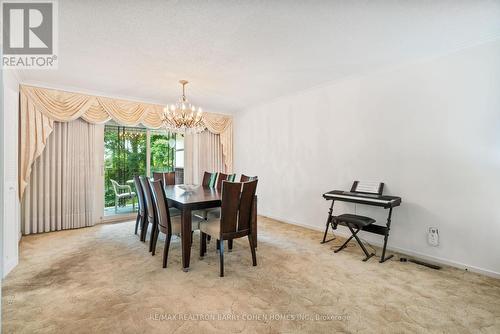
[104, 125, 181, 216]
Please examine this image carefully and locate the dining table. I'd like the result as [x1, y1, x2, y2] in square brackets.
[163, 184, 258, 272]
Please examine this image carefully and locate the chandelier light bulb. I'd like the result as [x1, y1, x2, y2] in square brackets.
[162, 80, 205, 134]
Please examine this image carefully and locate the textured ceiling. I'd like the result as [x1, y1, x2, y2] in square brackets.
[18, 0, 500, 113]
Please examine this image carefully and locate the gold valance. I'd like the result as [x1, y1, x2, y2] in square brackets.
[19, 85, 233, 199]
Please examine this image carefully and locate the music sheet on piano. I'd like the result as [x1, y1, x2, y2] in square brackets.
[354, 181, 381, 194]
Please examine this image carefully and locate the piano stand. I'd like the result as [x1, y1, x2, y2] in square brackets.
[321, 201, 336, 244]
[379, 207, 394, 263]
[322, 191, 401, 264]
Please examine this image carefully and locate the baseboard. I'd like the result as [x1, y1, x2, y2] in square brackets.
[3, 257, 18, 279]
[259, 213, 500, 279]
[102, 213, 136, 224]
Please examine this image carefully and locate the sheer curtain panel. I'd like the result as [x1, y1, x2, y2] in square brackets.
[22, 119, 102, 234]
[184, 130, 226, 184]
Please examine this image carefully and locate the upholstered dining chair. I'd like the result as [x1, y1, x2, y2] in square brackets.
[195, 171, 219, 219]
[199, 179, 258, 277]
[139, 176, 157, 252]
[216, 173, 229, 190]
[149, 179, 202, 265]
[134, 176, 147, 240]
[201, 171, 217, 187]
[165, 172, 176, 185]
[240, 174, 258, 182]
[152, 172, 176, 186]
[152, 172, 181, 217]
[200, 172, 233, 223]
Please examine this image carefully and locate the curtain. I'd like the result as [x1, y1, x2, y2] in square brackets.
[19, 84, 233, 199]
[203, 113, 233, 172]
[184, 130, 226, 184]
[21, 119, 102, 235]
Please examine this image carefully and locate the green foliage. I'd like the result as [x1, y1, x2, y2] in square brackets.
[104, 126, 175, 208]
[150, 133, 175, 173]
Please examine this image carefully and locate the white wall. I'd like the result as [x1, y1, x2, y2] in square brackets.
[2, 69, 21, 277]
[234, 40, 500, 277]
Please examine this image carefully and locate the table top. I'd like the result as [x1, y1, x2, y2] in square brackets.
[164, 185, 222, 210]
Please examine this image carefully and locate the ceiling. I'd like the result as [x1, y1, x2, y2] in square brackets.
[18, 0, 500, 113]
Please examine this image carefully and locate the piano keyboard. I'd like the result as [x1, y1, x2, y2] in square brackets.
[323, 190, 401, 208]
[324, 193, 393, 204]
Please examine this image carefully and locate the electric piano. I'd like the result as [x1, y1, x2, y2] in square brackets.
[322, 181, 402, 263]
[323, 190, 401, 208]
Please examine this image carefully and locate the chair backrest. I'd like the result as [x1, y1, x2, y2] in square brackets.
[140, 176, 155, 221]
[227, 174, 236, 182]
[110, 179, 120, 194]
[216, 173, 229, 190]
[153, 172, 177, 186]
[240, 174, 258, 182]
[149, 179, 172, 234]
[164, 172, 176, 185]
[220, 180, 258, 235]
[134, 176, 146, 215]
[202, 172, 213, 187]
[152, 172, 163, 184]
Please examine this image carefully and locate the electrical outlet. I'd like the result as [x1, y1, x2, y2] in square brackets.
[428, 227, 439, 246]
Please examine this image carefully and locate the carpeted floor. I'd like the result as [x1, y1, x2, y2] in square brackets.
[2, 217, 500, 333]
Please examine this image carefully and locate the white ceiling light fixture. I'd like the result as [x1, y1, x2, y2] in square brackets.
[162, 80, 205, 134]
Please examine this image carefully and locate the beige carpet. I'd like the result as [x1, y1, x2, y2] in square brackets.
[2, 217, 500, 334]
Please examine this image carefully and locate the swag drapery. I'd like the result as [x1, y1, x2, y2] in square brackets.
[19, 84, 233, 199]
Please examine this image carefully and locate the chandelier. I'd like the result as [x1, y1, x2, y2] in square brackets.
[162, 80, 205, 134]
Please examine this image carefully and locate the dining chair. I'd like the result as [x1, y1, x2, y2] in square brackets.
[152, 172, 176, 186]
[216, 173, 229, 190]
[149, 179, 202, 264]
[199, 179, 258, 277]
[134, 176, 147, 240]
[139, 176, 157, 252]
[240, 174, 258, 182]
[201, 171, 210, 186]
[201, 171, 215, 187]
[195, 171, 218, 218]
[152, 172, 163, 184]
[165, 172, 176, 185]
[200, 172, 232, 224]
[152, 172, 181, 217]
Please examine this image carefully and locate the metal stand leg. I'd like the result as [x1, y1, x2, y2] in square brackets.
[321, 201, 336, 244]
[380, 207, 394, 263]
[333, 234, 354, 253]
[347, 225, 375, 262]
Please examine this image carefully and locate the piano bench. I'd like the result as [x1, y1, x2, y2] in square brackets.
[336, 214, 375, 227]
[334, 214, 376, 262]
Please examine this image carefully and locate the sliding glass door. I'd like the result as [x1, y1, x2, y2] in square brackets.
[150, 130, 176, 174]
[103, 125, 180, 218]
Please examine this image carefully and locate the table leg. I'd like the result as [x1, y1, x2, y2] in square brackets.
[181, 208, 192, 272]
